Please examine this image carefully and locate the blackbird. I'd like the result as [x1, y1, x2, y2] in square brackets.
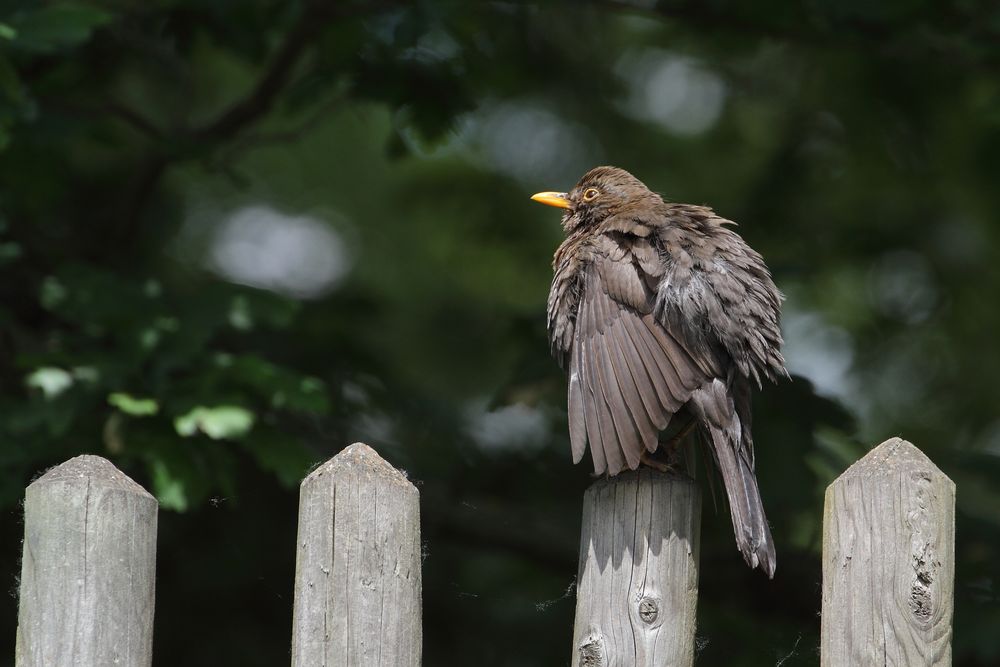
[532, 166, 787, 577]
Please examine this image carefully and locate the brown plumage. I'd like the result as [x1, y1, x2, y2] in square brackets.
[533, 166, 787, 577]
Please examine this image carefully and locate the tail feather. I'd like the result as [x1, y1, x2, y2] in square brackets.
[692, 380, 776, 577]
[705, 421, 776, 577]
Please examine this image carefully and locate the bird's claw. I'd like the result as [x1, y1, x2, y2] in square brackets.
[640, 451, 677, 474]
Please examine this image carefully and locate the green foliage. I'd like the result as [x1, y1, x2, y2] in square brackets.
[1, 0, 999, 665]
[5, 3, 111, 54]
[24, 366, 73, 399]
[108, 392, 159, 416]
[174, 405, 254, 439]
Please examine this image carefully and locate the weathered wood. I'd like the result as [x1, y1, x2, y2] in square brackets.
[291, 442, 422, 666]
[16, 455, 158, 667]
[572, 469, 701, 667]
[821, 437, 955, 666]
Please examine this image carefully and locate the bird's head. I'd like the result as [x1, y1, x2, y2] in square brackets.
[531, 166, 659, 231]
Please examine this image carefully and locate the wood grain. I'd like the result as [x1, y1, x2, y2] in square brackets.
[291, 442, 422, 666]
[572, 469, 700, 667]
[16, 455, 158, 667]
[821, 437, 955, 666]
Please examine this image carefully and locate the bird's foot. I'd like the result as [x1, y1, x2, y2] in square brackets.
[640, 451, 678, 474]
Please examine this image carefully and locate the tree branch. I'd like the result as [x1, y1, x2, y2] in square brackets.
[39, 97, 164, 141]
[216, 91, 347, 164]
[193, 10, 321, 142]
[114, 1, 395, 227]
[120, 6, 325, 232]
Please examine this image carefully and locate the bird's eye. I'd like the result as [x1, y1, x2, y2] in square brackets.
[582, 188, 600, 202]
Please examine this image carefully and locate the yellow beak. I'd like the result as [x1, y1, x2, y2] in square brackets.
[530, 191, 571, 209]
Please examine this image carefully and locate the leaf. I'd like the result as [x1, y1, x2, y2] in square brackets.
[108, 392, 159, 416]
[9, 3, 114, 54]
[174, 405, 255, 440]
[241, 432, 313, 488]
[0, 241, 21, 265]
[72, 366, 99, 383]
[226, 355, 331, 414]
[38, 275, 67, 309]
[25, 367, 73, 399]
[229, 295, 253, 331]
[150, 459, 188, 511]
[0, 23, 17, 40]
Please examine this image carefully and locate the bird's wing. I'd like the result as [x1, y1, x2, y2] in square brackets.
[652, 218, 786, 386]
[568, 238, 713, 475]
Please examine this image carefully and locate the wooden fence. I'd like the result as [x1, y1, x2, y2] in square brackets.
[14, 437, 954, 666]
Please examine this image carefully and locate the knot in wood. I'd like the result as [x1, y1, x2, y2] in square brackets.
[638, 597, 659, 623]
[578, 634, 606, 666]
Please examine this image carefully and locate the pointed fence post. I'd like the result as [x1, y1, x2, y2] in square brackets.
[571, 469, 701, 667]
[291, 442, 422, 666]
[16, 455, 158, 667]
[821, 437, 955, 666]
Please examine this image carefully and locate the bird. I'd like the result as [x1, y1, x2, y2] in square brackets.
[531, 166, 787, 577]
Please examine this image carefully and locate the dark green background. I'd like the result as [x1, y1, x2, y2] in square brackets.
[1, 1, 998, 665]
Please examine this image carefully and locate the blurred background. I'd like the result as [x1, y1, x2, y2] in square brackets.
[1, 0, 998, 665]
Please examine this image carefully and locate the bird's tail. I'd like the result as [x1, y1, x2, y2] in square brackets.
[692, 379, 776, 578]
[703, 420, 776, 577]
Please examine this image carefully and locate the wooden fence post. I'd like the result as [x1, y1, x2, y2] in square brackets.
[571, 469, 700, 667]
[821, 437, 955, 666]
[15, 455, 158, 667]
[291, 442, 422, 666]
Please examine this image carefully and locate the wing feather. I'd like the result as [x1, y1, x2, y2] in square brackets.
[607, 314, 666, 429]
[587, 286, 631, 472]
[605, 317, 660, 452]
[594, 328, 642, 470]
[618, 311, 676, 414]
[576, 303, 607, 475]
[588, 336, 625, 475]
[567, 352, 587, 464]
